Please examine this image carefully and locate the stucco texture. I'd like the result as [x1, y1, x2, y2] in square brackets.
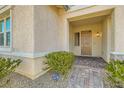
[33, 6, 62, 52]
[12, 6, 34, 52]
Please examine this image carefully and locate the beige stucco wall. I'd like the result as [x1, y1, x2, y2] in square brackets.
[0, 54, 46, 79]
[12, 6, 34, 52]
[69, 22, 102, 57]
[11, 6, 64, 79]
[102, 17, 108, 61]
[33, 6, 63, 53]
[114, 6, 124, 52]
[0, 6, 48, 79]
[69, 24, 73, 52]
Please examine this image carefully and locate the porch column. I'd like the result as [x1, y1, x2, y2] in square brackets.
[63, 19, 69, 51]
[106, 15, 112, 62]
[111, 6, 124, 60]
[102, 15, 113, 62]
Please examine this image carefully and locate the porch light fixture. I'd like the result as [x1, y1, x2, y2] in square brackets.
[96, 32, 100, 37]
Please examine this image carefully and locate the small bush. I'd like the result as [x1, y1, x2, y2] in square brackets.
[0, 57, 21, 86]
[44, 51, 75, 76]
[105, 60, 124, 87]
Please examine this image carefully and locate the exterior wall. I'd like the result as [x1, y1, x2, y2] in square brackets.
[33, 6, 62, 53]
[0, 54, 47, 80]
[12, 6, 34, 52]
[0, 54, 34, 79]
[69, 24, 73, 52]
[17, 57, 48, 80]
[110, 6, 124, 60]
[102, 18, 108, 61]
[15, 5, 63, 79]
[0, 6, 43, 80]
[12, 6, 41, 79]
[114, 6, 124, 52]
[0, 5, 65, 79]
[69, 22, 102, 57]
[101, 16, 113, 62]
[59, 11, 70, 51]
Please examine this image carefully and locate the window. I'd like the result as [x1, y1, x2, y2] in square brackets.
[6, 17, 10, 46]
[0, 20, 4, 46]
[0, 17, 11, 47]
[74, 32, 80, 46]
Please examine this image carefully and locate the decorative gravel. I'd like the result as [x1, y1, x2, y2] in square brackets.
[0, 56, 107, 88]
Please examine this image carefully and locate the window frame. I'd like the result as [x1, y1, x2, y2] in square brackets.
[0, 19, 4, 46]
[6, 17, 11, 46]
[74, 32, 80, 46]
[0, 9, 12, 52]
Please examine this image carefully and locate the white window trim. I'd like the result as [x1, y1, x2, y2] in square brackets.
[0, 7, 12, 52]
[0, 47, 12, 52]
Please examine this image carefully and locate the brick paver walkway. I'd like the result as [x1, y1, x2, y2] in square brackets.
[68, 56, 106, 88]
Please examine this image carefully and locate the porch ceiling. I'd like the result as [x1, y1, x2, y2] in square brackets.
[68, 9, 113, 22]
[70, 15, 106, 26]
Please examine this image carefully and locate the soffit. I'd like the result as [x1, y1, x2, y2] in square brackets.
[70, 15, 106, 26]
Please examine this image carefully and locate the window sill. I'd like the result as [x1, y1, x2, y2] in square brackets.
[0, 47, 12, 52]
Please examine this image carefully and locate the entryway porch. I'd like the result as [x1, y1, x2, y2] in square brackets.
[69, 9, 114, 62]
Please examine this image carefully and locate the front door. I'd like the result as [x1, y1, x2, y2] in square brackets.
[81, 31, 92, 56]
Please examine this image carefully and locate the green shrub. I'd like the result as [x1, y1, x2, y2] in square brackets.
[44, 51, 75, 76]
[105, 60, 124, 87]
[0, 57, 21, 86]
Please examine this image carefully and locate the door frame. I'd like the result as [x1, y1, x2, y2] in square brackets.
[81, 30, 92, 56]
